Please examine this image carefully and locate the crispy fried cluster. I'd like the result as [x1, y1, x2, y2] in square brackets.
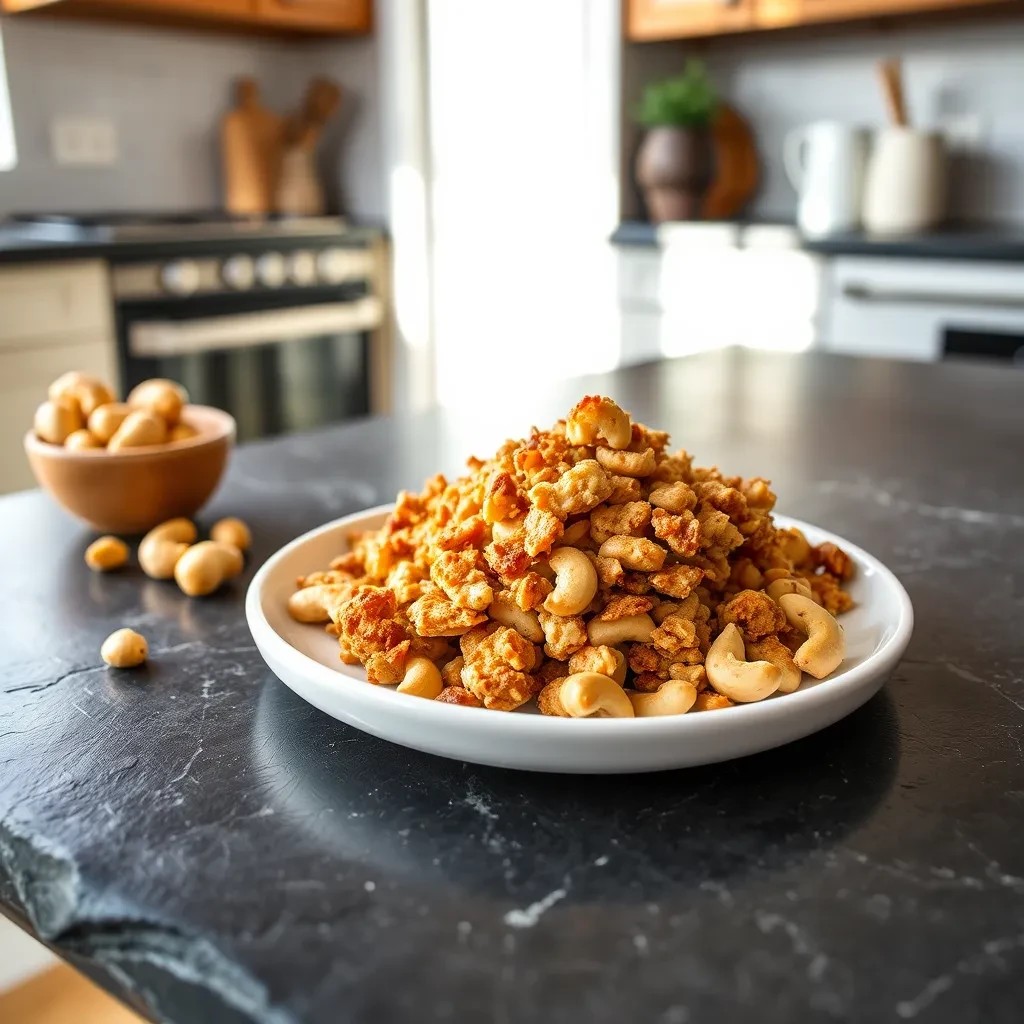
[292, 397, 853, 713]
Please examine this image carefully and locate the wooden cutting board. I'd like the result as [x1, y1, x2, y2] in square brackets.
[221, 78, 286, 217]
[702, 104, 760, 220]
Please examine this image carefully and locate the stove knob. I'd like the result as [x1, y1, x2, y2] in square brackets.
[160, 259, 201, 297]
[289, 250, 318, 286]
[256, 252, 287, 288]
[222, 254, 255, 291]
[317, 247, 354, 284]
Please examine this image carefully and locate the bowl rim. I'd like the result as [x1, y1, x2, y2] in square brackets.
[24, 404, 236, 461]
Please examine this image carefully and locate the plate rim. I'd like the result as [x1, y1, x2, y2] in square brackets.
[246, 504, 915, 738]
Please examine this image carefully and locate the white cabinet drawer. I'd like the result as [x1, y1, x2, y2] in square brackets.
[0, 261, 112, 348]
[0, 332, 117, 495]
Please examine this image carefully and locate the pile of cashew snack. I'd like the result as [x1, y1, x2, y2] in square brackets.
[33, 371, 197, 450]
[288, 396, 853, 717]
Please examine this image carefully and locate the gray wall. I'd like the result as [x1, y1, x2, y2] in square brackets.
[0, 14, 383, 220]
[622, 16, 1024, 225]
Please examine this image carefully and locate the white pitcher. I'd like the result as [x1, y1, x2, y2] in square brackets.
[784, 122, 869, 237]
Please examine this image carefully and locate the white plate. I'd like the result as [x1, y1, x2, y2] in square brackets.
[246, 505, 913, 774]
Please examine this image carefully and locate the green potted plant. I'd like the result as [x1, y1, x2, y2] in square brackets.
[634, 61, 718, 223]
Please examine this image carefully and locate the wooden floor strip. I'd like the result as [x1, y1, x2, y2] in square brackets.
[0, 963, 144, 1024]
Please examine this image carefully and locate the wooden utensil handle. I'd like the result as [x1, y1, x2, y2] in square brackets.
[878, 59, 908, 128]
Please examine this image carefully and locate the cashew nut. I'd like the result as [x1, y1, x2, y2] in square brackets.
[107, 410, 168, 450]
[489, 591, 544, 642]
[397, 656, 444, 699]
[544, 546, 598, 616]
[568, 644, 627, 685]
[587, 613, 655, 646]
[766, 576, 813, 603]
[778, 593, 845, 679]
[628, 679, 698, 717]
[490, 518, 523, 544]
[65, 429, 103, 451]
[101, 628, 148, 668]
[211, 517, 252, 552]
[88, 402, 132, 444]
[595, 445, 656, 478]
[705, 623, 781, 703]
[559, 672, 635, 718]
[139, 518, 197, 579]
[174, 541, 243, 597]
[48, 372, 113, 417]
[127, 378, 188, 426]
[287, 584, 354, 623]
[168, 422, 199, 443]
[85, 536, 129, 572]
[565, 396, 632, 450]
[34, 399, 83, 444]
[597, 535, 666, 572]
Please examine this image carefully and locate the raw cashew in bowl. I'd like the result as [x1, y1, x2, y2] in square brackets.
[397, 656, 444, 699]
[559, 672, 634, 718]
[107, 410, 167, 451]
[127, 378, 189, 426]
[174, 541, 244, 597]
[88, 402, 132, 444]
[139, 518, 198, 579]
[65, 429, 103, 451]
[34, 399, 84, 445]
[779, 593, 846, 679]
[587, 613, 655, 647]
[628, 679, 698, 717]
[544, 546, 598, 616]
[705, 623, 782, 703]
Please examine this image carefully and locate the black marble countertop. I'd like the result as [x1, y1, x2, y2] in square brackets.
[611, 219, 1024, 262]
[2, 350, 1023, 1024]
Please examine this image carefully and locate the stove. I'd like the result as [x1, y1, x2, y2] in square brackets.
[7, 211, 347, 244]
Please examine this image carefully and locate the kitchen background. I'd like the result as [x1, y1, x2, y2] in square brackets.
[1, 1, 1023, 1011]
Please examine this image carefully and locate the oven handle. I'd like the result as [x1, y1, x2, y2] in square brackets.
[128, 298, 383, 358]
[842, 284, 1024, 311]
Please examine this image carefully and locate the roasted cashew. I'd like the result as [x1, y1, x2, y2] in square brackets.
[107, 410, 167, 450]
[138, 518, 197, 579]
[628, 679, 698, 717]
[766, 576, 813, 603]
[397, 656, 444, 699]
[544, 546, 598, 616]
[595, 445, 656, 478]
[597, 535, 666, 572]
[65, 429, 103, 450]
[559, 672, 634, 718]
[568, 644, 627, 685]
[490, 518, 522, 544]
[211, 517, 252, 552]
[287, 584, 353, 623]
[587, 613, 655, 646]
[101, 628, 148, 668]
[34, 399, 83, 444]
[705, 623, 781, 703]
[565, 396, 631, 450]
[779, 593, 845, 679]
[489, 591, 544, 643]
[127, 378, 188, 426]
[88, 402, 132, 444]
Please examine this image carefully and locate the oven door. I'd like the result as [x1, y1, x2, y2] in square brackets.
[119, 292, 383, 442]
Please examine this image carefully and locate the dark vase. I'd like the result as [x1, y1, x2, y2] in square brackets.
[635, 125, 714, 223]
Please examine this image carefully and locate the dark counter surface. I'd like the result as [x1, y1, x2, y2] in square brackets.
[2, 350, 1023, 1024]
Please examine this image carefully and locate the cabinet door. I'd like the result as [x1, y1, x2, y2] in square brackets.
[627, 0, 754, 40]
[255, 0, 371, 32]
[757, 0, 1013, 30]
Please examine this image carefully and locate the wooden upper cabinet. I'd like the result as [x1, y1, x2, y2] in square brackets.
[256, 0, 371, 33]
[628, 0, 755, 41]
[0, 0, 371, 34]
[626, 0, 1017, 39]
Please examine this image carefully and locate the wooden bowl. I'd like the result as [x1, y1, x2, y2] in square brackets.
[24, 405, 236, 534]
